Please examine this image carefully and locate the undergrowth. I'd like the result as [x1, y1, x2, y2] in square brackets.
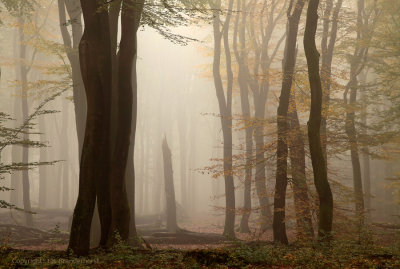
[0, 239, 399, 268]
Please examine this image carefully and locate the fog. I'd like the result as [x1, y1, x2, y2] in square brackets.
[0, 0, 398, 259]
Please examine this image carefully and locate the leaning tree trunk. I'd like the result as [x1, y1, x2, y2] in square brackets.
[273, 0, 306, 245]
[162, 138, 178, 233]
[304, 0, 333, 240]
[69, 0, 112, 255]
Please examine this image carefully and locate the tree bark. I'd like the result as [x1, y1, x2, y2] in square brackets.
[304, 0, 333, 240]
[210, 0, 236, 238]
[18, 15, 33, 227]
[58, 0, 86, 160]
[162, 138, 178, 233]
[178, 108, 188, 208]
[109, 0, 144, 243]
[344, 0, 370, 228]
[320, 0, 343, 167]
[69, 0, 112, 255]
[38, 115, 48, 208]
[288, 91, 314, 239]
[273, 0, 305, 244]
[61, 100, 70, 209]
[233, 0, 252, 233]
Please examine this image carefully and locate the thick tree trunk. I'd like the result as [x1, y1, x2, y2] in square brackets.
[273, 0, 305, 244]
[304, 0, 333, 240]
[162, 138, 178, 233]
[69, 0, 112, 255]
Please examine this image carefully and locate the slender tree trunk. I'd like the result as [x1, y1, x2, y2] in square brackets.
[162, 138, 178, 233]
[360, 82, 371, 221]
[38, 116, 48, 208]
[288, 91, 314, 239]
[344, 0, 370, 228]
[178, 109, 187, 207]
[320, 0, 343, 167]
[188, 114, 197, 212]
[61, 100, 70, 209]
[304, 0, 333, 240]
[345, 76, 365, 226]
[126, 52, 138, 237]
[18, 16, 33, 227]
[210, 0, 236, 238]
[58, 0, 86, 160]
[273, 0, 305, 244]
[233, 0, 252, 234]
[11, 30, 22, 208]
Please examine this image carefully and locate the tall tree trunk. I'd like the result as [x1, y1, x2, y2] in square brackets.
[69, 0, 112, 255]
[162, 138, 178, 233]
[61, 100, 70, 209]
[126, 52, 139, 237]
[18, 15, 33, 227]
[58, 0, 86, 160]
[344, 0, 370, 228]
[188, 113, 197, 212]
[273, 0, 305, 244]
[11, 29, 22, 208]
[304, 0, 333, 240]
[360, 78, 371, 221]
[38, 115, 48, 208]
[233, 0, 252, 234]
[320, 0, 343, 167]
[178, 108, 187, 207]
[210, 0, 235, 238]
[109, 0, 143, 243]
[288, 91, 314, 239]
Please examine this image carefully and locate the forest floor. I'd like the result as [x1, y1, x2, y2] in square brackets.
[0, 210, 399, 268]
